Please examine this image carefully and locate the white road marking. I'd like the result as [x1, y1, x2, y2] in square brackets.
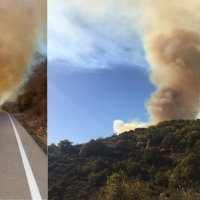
[7, 113, 42, 200]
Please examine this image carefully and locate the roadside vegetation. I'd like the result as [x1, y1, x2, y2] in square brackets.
[2, 53, 47, 152]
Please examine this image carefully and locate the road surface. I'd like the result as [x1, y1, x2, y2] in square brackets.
[0, 110, 47, 199]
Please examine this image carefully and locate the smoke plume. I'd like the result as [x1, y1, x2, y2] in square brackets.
[114, 0, 200, 133]
[0, 0, 46, 104]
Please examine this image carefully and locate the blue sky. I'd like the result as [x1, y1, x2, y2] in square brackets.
[48, 0, 155, 144]
[48, 65, 155, 144]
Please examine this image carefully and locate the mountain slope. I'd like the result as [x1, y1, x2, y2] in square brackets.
[48, 119, 200, 199]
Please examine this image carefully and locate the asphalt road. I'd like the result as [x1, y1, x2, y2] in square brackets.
[0, 110, 47, 200]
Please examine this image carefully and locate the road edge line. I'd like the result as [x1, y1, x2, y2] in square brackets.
[7, 113, 42, 200]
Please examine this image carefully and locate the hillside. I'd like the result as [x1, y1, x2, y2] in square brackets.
[48, 119, 200, 200]
[2, 54, 47, 152]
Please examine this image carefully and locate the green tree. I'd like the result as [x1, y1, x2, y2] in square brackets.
[88, 169, 108, 187]
[79, 139, 107, 157]
[126, 162, 142, 177]
[48, 143, 58, 153]
[155, 171, 168, 187]
[91, 158, 108, 173]
[186, 130, 200, 148]
[191, 140, 200, 155]
[58, 140, 74, 154]
[169, 153, 200, 188]
[142, 147, 162, 165]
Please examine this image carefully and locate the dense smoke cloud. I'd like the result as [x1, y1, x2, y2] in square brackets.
[114, 0, 200, 133]
[0, 0, 46, 103]
[146, 29, 200, 123]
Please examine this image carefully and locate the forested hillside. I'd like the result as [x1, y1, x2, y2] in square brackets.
[2, 53, 47, 151]
[48, 119, 200, 200]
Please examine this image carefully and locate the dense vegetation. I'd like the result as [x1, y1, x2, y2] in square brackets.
[48, 119, 200, 199]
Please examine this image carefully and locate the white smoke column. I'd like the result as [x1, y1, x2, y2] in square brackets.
[114, 119, 149, 133]
[0, 0, 46, 103]
[114, 0, 200, 134]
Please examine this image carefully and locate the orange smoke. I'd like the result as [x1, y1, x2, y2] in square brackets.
[0, 0, 46, 103]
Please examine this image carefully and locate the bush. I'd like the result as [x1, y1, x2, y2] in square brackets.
[95, 171, 151, 200]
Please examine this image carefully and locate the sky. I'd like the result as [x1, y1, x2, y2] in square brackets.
[48, 0, 200, 145]
[48, 65, 155, 144]
[48, 0, 155, 145]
